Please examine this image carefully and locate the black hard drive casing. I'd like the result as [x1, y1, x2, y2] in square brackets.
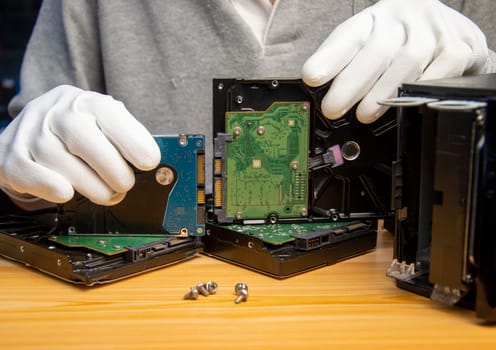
[385, 74, 496, 321]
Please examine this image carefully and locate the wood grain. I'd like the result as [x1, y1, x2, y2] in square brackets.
[0, 230, 494, 350]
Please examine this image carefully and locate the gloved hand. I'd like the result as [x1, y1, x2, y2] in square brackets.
[0, 85, 161, 207]
[302, 0, 490, 123]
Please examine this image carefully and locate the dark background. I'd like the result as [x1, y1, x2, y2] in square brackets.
[0, 0, 42, 127]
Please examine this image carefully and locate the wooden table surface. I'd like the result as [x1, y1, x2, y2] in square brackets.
[0, 229, 494, 350]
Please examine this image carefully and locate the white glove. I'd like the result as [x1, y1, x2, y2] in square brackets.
[302, 0, 490, 123]
[0, 85, 161, 206]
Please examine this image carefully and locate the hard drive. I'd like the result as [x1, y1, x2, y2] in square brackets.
[0, 134, 205, 285]
[204, 79, 396, 277]
[203, 219, 377, 278]
[383, 74, 496, 321]
[210, 79, 395, 224]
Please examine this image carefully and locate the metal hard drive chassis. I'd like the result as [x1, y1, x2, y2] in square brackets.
[0, 135, 206, 285]
[382, 74, 496, 321]
[203, 78, 396, 278]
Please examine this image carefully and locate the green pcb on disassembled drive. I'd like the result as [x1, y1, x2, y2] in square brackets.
[222, 221, 348, 245]
[210, 220, 371, 251]
[50, 234, 171, 255]
[223, 101, 310, 222]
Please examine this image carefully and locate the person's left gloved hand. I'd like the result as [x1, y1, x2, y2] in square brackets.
[302, 0, 491, 123]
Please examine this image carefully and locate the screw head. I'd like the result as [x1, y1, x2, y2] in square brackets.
[206, 281, 218, 294]
[234, 282, 248, 294]
[196, 282, 210, 296]
[233, 126, 242, 137]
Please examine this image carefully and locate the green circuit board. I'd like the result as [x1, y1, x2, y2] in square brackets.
[50, 234, 170, 255]
[225, 102, 310, 221]
[221, 221, 352, 245]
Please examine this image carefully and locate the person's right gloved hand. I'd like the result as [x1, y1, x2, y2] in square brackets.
[301, 0, 491, 124]
[0, 85, 161, 207]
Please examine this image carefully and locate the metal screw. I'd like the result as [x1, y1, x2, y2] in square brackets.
[178, 134, 188, 146]
[206, 281, 218, 295]
[234, 283, 249, 304]
[300, 208, 308, 217]
[184, 287, 200, 300]
[233, 126, 242, 137]
[196, 282, 210, 296]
